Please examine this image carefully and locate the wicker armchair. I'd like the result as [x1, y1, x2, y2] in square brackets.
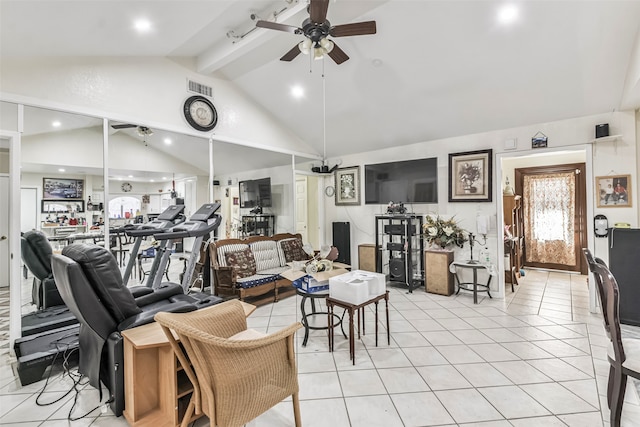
[155, 300, 303, 427]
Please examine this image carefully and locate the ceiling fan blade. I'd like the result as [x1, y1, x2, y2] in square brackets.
[309, 0, 329, 24]
[111, 123, 137, 129]
[280, 44, 302, 62]
[256, 20, 301, 34]
[330, 21, 377, 37]
[327, 42, 349, 65]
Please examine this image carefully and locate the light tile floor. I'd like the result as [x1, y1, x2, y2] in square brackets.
[1, 264, 640, 426]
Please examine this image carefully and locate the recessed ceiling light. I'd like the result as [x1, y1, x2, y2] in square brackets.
[291, 85, 305, 99]
[164, 138, 172, 145]
[128, 175, 133, 178]
[52, 121, 61, 127]
[150, 179, 155, 182]
[134, 19, 152, 33]
[497, 4, 519, 25]
[58, 168, 65, 172]
[162, 177, 167, 180]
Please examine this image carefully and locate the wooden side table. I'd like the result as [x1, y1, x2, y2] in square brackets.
[326, 291, 390, 365]
[425, 249, 454, 295]
[121, 302, 256, 427]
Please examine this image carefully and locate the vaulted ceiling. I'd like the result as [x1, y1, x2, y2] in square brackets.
[2, 0, 640, 162]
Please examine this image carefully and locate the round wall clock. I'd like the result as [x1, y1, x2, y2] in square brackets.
[183, 95, 218, 132]
[121, 182, 132, 192]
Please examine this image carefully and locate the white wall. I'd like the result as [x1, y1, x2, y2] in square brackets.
[321, 111, 637, 284]
[0, 57, 317, 156]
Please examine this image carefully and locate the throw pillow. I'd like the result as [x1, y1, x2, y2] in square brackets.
[225, 248, 257, 279]
[281, 238, 308, 263]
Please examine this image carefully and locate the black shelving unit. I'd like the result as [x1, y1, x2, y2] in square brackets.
[374, 214, 424, 292]
[241, 214, 275, 237]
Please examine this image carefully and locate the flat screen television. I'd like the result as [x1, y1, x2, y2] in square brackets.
[239, 177, 272, 208]
[365, 158, 438, 204]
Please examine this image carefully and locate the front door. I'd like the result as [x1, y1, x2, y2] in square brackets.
[515, 163, 587, 273]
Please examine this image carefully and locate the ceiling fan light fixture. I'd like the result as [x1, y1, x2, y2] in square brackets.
[319, 38, 334, 53]
[298, 38, 312, 54]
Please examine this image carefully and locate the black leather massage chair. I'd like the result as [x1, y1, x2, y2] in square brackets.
[51, 243, 223, 416]
[21, 230, 65, 309]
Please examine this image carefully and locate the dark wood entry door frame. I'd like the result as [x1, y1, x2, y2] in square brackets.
[515, 163, 588, 274]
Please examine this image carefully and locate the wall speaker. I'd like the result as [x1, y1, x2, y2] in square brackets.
[596, 123, 609, 139]
[389, 257, 406, 281]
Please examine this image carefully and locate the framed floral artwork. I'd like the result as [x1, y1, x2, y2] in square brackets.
[335, 166, 361, 206]
[448, 149, 493, 202]
[596, 174, 631, 208]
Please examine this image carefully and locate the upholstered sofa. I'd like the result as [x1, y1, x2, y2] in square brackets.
[209, 233, 311, 305]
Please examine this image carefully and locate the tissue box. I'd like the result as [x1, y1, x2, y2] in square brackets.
[329, 270, 386, 304]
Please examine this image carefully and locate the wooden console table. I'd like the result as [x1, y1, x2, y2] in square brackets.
[121, 302, 256, 427]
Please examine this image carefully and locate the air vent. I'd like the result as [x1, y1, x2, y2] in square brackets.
[187, 79, 213, 97]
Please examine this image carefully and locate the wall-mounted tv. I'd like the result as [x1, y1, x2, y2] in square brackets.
[365, 158, 438, 204]
[239, 177, 272, 208]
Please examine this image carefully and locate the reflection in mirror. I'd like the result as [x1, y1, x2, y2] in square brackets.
[21, 105, 104, 313]
[1, 102, 18, 319]
[211, 141, 294, 241]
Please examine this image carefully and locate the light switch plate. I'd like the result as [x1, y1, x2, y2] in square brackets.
[504, 138, 517, 150]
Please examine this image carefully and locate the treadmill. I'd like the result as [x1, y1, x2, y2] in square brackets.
[120, 204, 185, 286]
[151, 202, 222, 292]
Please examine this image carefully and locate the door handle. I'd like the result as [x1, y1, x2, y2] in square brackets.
[0, 236, 7, 241]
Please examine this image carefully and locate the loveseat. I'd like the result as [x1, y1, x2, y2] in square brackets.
[209, 233, 311, 305]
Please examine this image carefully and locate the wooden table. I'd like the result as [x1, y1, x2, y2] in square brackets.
[326, 291, 390, 365]
[121, 302, 255, 427]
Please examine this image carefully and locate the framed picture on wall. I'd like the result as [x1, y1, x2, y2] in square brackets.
[596, 174, 631, 208]
[43, 178, 84, 199]
[448, 149, 493, 202]
[335, 166, 361, 206]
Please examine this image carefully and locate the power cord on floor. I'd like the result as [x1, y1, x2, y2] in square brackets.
[34, 332, 113, 421]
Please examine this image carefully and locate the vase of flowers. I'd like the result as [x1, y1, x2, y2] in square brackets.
[423, 215, 468, 250]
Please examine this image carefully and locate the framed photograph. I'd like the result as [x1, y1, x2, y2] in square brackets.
[42, 200, 84, 213]
[335, 166, 361, 206]
[531, 131, 548, 149]
[43, 178, 84, 199]
[448, 149, 493, 202]
[596, 175, 631, 208]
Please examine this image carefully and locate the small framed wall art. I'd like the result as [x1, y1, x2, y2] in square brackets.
[335, 166, 361, 206]
[596, 174, 631, 208]
[448, 149, 493, 202]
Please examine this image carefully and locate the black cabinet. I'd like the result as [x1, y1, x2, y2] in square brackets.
[608, 228, 640, 326]
[375, 214, 424, 292]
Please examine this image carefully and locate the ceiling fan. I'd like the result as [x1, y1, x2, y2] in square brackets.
[111, 124, 153, 145]
[256, 0, 376, 64]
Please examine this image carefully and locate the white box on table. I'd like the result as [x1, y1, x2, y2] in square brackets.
[329, 270, 386, 304]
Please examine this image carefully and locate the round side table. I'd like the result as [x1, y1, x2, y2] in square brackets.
[296, 288, 346, 346]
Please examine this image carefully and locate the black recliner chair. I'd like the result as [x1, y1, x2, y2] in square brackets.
[21, 230, 65, 309]
[51, 243, 223, 416]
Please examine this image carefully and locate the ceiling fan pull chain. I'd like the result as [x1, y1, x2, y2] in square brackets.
[322, 59, 326, 165]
